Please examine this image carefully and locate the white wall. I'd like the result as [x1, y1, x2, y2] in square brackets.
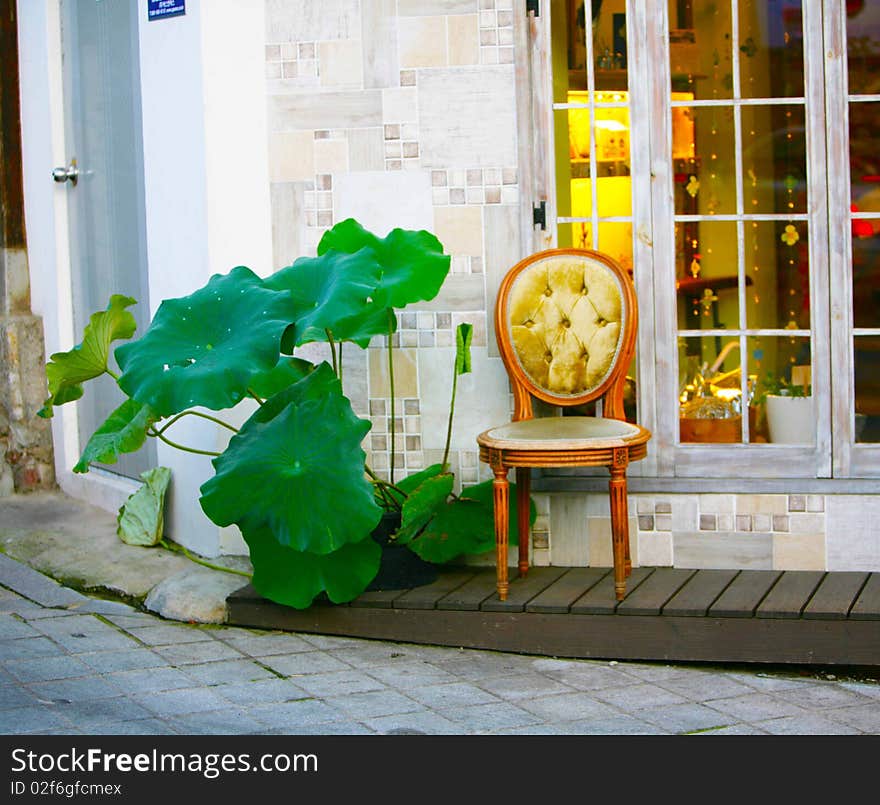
[18, 0, 272, 556]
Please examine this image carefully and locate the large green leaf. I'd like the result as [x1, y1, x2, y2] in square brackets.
[116, 467, 172, 547]
[377, 462, 444, 508]
[408, 480, 533, 564]
[395, 473, 454, 545]
[243, 524, 382, 609]
[199, 363, 383, 553]
[317, 218, 451, 309]
[455, 322, 473, 375]
[247, 357, 314, 400]
[39, 295, 137, 418]
[264, 247, 390, 349]
[115, 266, 294, 416]
[73, 398, 160, 473]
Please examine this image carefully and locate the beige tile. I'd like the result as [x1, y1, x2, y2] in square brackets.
[673, 531, 772, 570]
[361, 0, 399, 89]
[268, 132, 315, 181]
[411, 274, 486, 311]
[347, 128, 385, 171]
[483, 203, 521, 358]
[826, 495, 880, 570]
[735, 494, 788, 515]
[399, 0, 478, 14]
[699, 494, 735, 514]
[434, 205, 483, 256]
[368, 347, 419, 398]
[548, 495, 589, 567]
[270, 182, 306, 268]
[787, 513, 826, 535]
[773, 532, 826, 571]
[638, 531, 673, 567]
[399, 16, 448, 68]
[382, 87, 419, 124]
[334, 170, 434, 235]
[319, 40, 363, 87]
[587, 516, 638, 568]
[314, 139, 350, 174]
[268, 91, 383, 130]
[266, 0, 359, 41]
[418, 66, 517, 168]
[448, 15, 479, 66]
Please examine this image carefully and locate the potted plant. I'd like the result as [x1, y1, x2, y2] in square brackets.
[754, 371, 813, 444]
[39, 218, 530, 609]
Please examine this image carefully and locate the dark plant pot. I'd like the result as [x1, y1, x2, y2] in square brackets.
[366, 511, 438, 592]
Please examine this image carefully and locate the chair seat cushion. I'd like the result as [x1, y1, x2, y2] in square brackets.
[481, 416, 644, 450]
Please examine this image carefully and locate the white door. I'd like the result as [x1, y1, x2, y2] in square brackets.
[58, 0, 154, 478]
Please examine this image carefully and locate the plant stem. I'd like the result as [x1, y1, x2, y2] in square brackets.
[247, 388, 265, 406]
[441, 365, 459, 474]
[159, 539, 252, 578]
[326, 329, 338, 376]
[105, 368, 120, 381]
[155, 409, 238, 435]
[387, 309, 396, 484]
[338, 341, 344, 386]
[147, 428, 221, 457]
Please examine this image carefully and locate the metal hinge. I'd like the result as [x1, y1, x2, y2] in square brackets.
[533, 201, 546, 230]
[526, 0, 539, 17]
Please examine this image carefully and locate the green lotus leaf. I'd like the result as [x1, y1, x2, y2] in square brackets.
[243, 524, 382, 609]
[317, 218, 451, 309]
[455, 322, 473, 375]
[265, 247, 391, 349]
[39, 295, 137, 418]
[377, 463, 444, 508]
[247, 357, 314, 400]
[408, 480, 532, 564]
[116, 467, 172, 547]
[73, 398, 160, 474]
[395, 473, 455, 545]
[115, 267, 295, 416]
[199, 363, 383, 553]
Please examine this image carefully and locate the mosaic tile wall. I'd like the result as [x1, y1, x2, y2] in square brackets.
[265, 0, 520, 491]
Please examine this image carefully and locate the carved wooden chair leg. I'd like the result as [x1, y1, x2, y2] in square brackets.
[516, 467, 531, 578]
[492, 465, 510, 601]
[609, 463, 630, 601]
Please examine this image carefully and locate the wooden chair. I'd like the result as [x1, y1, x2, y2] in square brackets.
[477, 248, 651, 602]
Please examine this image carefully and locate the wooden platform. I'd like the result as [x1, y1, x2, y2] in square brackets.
[227, 566, 880, 668]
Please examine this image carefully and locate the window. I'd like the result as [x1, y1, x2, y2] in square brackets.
[531, 0, 880, 480]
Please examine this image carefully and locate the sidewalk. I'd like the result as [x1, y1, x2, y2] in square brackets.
[1, 491, 879, 735]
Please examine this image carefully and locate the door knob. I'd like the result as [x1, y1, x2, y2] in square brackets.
[52, 159, 79, 186]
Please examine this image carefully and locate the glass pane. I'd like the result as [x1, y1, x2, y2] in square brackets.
[738, 0, 805, 99]
[855, 336, 880, 442]
[679, 335, 746, 443]
[673, 106, 736, 216]
[669, 0, 733, 99]
[748, 335, 813, 445]
[676, 221, 740, 329]
[846, 2, 880, 95]
[851, 231, 880, 329]
[744, 220, 811, 330]
[566, 1, 629, 91]
[849, 101, 879, 207]
[741, 104, 807, 215]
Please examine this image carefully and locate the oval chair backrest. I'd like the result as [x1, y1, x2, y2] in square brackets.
[496, 248, 638, 420]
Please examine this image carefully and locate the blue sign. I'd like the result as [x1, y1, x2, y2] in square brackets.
[148, 0, 185, 21]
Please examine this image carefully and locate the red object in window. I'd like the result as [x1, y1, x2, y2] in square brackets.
[851, 203, 874, 239]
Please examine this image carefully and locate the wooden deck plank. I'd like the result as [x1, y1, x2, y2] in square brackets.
[350, 588, 407, 608]
[482, 567, 568, 612]
[662, 569, 740, 617]
[803, 572, 870, 620]
[435, 567, 498, 611]
[392, 568, 477, 610]
[617, 568, 696, 616]
[569, 567, 655, 614]
[708, 571, 782, 618]
[850, 573, 880, 620]
[526, 567, 610, 613]
[756, 571, 826, 619]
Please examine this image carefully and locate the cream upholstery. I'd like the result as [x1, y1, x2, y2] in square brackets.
[507, 255, 624, 396]
[482, 416, 641, 450]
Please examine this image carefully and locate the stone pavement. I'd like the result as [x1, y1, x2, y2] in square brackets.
[1, 491, 880, 735]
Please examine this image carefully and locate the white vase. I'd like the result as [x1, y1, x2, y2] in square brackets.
[765, 395, 814, 444]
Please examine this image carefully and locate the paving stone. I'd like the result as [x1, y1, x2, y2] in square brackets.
[327, 643, 432, 668]
[1, 636, 65, 660]
[259, 652, 351, 677]
[325, 689, 421, 719]
[0, 554, 88, 608]
[531, 661, 640, 691]
[293, 669, 386, 698]
[123, 624, 217, 646]
[405, 681, 500, 709]
[755, 714, 862, 735]
[364, 661, 459, 690]
[592, 682, 689, 710]
[441, 701, 541, 732]
[219, 633, 315, 657]
[694, 723, 770, 735]
[153, 641, 245, 666]
[366, 710, 462, 735]
[107, 666, 198, 693]
[132, 688, 232, 717]
[3, 654, 93, 683]
[213, 678, 309, 706]
[246, 699, 347, 730]
[0, 614, 41, 639]
[165, 708, 267, 735]
[28, 676, 126, 703]
[58, 697, 156, 730]
[181, 658, 277, 687]
[655, 673, 756, 702]
[85, 718, 177, 735]
[704, 692, 809, 722]
[0, 683, 38, 709]
[474, 672, 575, 701]
[767, 682, 878, 710]
[265, 720, 374, 735]
[822, 705, 880, 733]
[0, 704, 74, 734]
[637, 702, 737, 734]
[565, 715, 666, 735]
[78, 648, 169, 673]
[516, 692, 619, 722]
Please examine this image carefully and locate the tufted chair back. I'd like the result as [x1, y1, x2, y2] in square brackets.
[497, 248, 637, 421]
